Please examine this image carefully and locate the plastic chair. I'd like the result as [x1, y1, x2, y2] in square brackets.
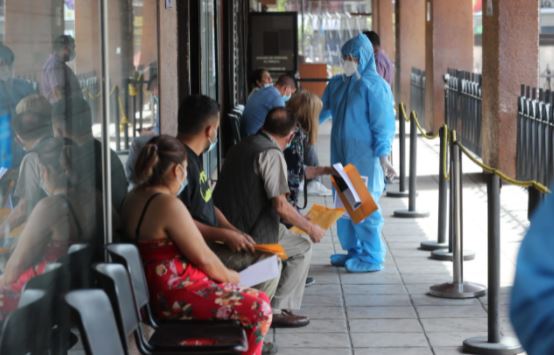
[65, 289, 126, 355]
[24, 263, 78, 354]
[57, 243, 97, 289]
[94, 262, 247, 354]
[106, 243, 247, 332]
[0, 289, 49, 354]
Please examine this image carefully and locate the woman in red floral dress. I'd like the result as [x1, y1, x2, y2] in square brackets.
[121, 135, 272, 355]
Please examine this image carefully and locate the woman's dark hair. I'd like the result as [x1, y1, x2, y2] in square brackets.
[134, 135, 187, 186]
[249, 68, 269, 91]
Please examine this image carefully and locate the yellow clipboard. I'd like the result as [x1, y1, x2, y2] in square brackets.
[331, 164, 378, 224]
[290, 204, 345, 235]
[254, 244, 288, 261]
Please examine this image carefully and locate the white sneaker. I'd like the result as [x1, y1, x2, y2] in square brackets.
[307, 181, 332, 196]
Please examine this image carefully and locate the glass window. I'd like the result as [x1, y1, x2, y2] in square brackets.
[200, 0, 219, 178]
[0, 0, 158, 331]
[0, 0, 106, 321]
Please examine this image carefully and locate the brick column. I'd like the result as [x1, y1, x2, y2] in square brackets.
[4, 0, 63, 76]
[395, 0, 425, 106]
[159, 0, 179, 135]
[424, 0, 473, 131]
[481, 0, 539, 176]
[372, 0, 394, 61]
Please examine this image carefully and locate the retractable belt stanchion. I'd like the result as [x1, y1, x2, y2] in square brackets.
[387, 104, 410, 198]
[421, 125, 449, 250]
[428, 133, 485, 299]
[431, 130, 476, 261]
[463, 174, 523, 354]
[393, 112, 429, 218]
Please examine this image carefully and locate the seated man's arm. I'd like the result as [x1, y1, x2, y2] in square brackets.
[272, 195, 324, 243]
[257, 149, 325, 243]
[194, 218, 255, 253]
[304, 166, 334, 180]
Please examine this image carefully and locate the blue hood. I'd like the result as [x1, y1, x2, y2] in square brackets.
[341, 33, 377, 78]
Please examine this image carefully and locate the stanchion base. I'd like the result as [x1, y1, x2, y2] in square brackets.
[428, 282, 486, 299]
[386, 190, 410, 198]
[393, 209, 430, 218]
[463, 336, 523, 355]
[419, 241, 448, 251]
[430, 248, 475, 261]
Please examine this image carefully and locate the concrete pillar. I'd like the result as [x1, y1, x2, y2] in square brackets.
[395, 0, 425, 106]
[372, 0, 394, 61]
[424, 0, 473, 131]
[159, 0, 179, 135]
[481, 0, 539, 176]
[140, 0, 158, 68]
[75, 0, 101, 75]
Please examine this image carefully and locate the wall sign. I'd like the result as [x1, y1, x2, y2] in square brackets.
[249, 12, 298, 74]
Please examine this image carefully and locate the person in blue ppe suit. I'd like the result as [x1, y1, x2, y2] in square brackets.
[320, 33, 396, 273]
[510, 187, 554, 354]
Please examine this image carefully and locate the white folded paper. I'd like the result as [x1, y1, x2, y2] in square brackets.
[239, 255, 280, 288]
[332, 163, 361, 210]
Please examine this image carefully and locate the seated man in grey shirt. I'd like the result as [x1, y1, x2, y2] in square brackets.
[214, 107, 326, 328]
[0, 95, 53, 239]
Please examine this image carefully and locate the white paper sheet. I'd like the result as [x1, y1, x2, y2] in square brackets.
[0, 167, 7, 181]
[334, 176, 368, 220]
[332, 163, 361, 209]
[239, 255, 280, 288]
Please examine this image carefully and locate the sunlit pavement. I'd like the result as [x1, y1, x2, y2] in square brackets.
[273, 120, 528, 355]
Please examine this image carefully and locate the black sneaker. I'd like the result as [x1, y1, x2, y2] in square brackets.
[305, 276, 315, 287]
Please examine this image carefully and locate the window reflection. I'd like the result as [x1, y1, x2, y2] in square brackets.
[0, 0, 158, 324]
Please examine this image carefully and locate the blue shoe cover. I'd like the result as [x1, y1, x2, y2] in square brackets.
[330, 253, 351, 267]
[345, 258, 384, 273]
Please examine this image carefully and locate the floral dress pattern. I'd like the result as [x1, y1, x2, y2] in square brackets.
[0, 240, 69, 319]
[138, 239, 272, 355]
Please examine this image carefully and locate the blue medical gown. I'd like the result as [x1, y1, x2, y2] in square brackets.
[510, 188, 554, 354]
[320, 34, 395, 265]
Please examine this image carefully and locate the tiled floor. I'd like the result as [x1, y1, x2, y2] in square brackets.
[272, 121, 527, 354]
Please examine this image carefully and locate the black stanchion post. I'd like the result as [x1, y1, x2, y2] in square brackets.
[431, 136, 476, 261]
[124, 80, 130, 150]
[393, 112, 429, 218]
[428, 135, 485, 298]
[114, 86, 121, 152]
[138, 79, 144, 133]
[463, 174, 522, 354]
[527, 186, 543, 220]
[421, 125, 449, 250]
[387, 104, 410, 198]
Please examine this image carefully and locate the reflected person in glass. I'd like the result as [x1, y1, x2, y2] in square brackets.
[0, 138, 100, 318]
[0, 95, 53, 242]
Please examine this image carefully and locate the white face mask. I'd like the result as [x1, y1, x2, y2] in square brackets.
[343, 61, 358, 77]
[263, 83, 273, 88]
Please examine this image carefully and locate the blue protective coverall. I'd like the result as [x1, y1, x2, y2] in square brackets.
[510, 187, 554, 354]
[320, 33, 395, 272]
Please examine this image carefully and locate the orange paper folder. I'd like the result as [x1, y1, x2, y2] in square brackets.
[290, 204, 345, 235]
[254, 244, 288, 261]
[331, 164, 378, 224]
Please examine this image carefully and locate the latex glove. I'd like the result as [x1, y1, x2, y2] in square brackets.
[380, 156, 397, 181]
